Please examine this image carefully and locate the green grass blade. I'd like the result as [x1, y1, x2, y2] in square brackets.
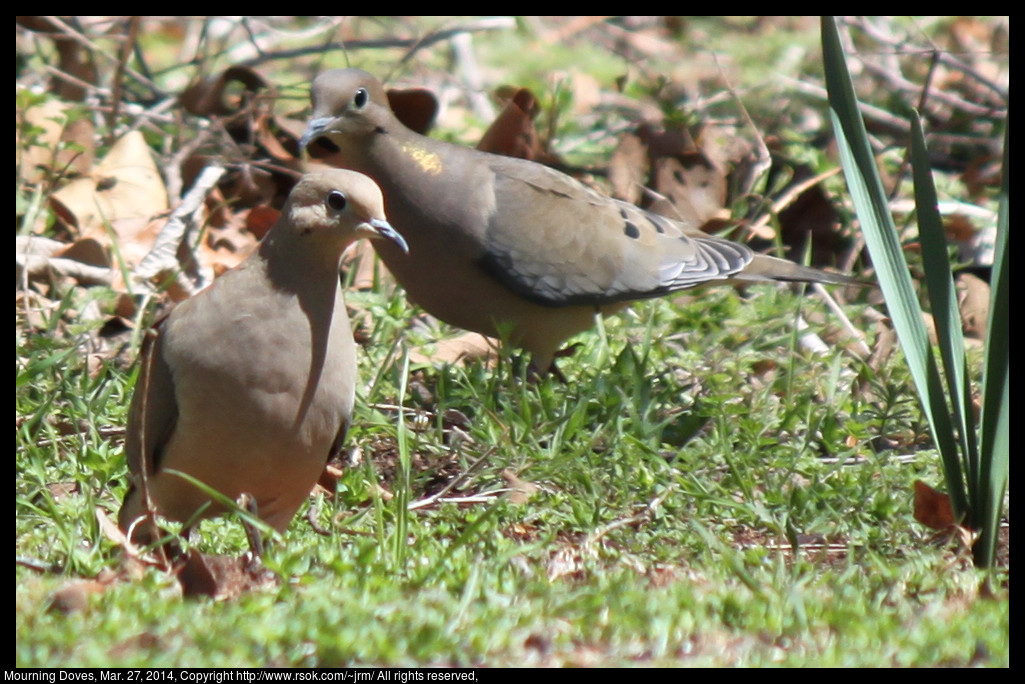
[393, 349, 412, 572]
[908, 113, 978, 497]
[161, 469, 278, 539]
[975, 120, 1009, 567]
[821, 17, 968, 518]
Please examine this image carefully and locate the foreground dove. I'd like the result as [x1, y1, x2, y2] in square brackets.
[118, 169, 408, 539]
[301, 68, 855, 373]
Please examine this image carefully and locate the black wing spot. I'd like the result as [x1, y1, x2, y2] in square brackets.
[648, 214, 671, 234]
[623, 221, 641, 239]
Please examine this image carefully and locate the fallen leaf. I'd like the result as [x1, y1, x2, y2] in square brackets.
[387, 88, 438, 136]
[178, 550, 278, 600]
[654, 153, 730, 225]
[245, 205, 280, 241]
[501, 468, 539, 504]
[180, 66, 267, 117]
[957, 272, 990, 340]
[477, 87, 558, 164]
[50, 131, 168, 241]
[47, 579, 110, 614]
[777, 181, 843, 267]
[409, 332, 499, 366]
[608, 131, 649, 205]
[343, 239, 395, 292]
[17, 94, 95, 184]
[46, 482, 80, 501]
[913, 480, 956, 530]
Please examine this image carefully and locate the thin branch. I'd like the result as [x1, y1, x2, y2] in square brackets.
[587, 487, 675, 545]
[38, 16, 163, 95]
[238, 17, 517, 69]
[135, 164, 227, 295]
[407, 449, 497, 511]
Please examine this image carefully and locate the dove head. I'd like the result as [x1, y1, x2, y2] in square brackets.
[301, 69, 395, 153]
[282, 169, 408, 253]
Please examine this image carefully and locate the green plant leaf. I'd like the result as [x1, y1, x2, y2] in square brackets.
[822, 17, 967, 519]
[975, 120, 1009, 567]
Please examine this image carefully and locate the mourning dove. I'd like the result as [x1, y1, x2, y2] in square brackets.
[118, 169, 408, 539]
[301, 69, 855, 373]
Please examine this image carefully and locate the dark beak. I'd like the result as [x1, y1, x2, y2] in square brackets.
[300, 117, 334, 149]
[364, 218, 409, 254]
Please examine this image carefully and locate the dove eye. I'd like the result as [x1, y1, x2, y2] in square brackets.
[326, 191, 347, 212]
[353, 88, 369, 109]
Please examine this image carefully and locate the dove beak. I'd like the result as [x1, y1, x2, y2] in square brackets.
[300, 117, 334, 149]
[360, 218, 409, 254]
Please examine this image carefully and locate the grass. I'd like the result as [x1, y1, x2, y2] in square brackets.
[16, 17, 1007, 668]
[16, 279, 1008, 667]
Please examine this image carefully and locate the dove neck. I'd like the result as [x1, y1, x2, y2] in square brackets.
[259, 229, 348, 296]
[352, 129, 489, 231]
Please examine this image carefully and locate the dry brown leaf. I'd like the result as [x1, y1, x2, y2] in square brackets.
[913, 479, 956, 531]
[477, 87, 558, 165]
[624, 122, 730, 225]
[387, 88, 438, 136]
[547, 542, 589, 582]
[50, 131, 168, 244]
[962, 153, 1003, 198]
[944, 213, 977, 244]
[180, 66, 268, 117]
[177, 547, 278, 601]
[608, 131, 649, 205]
[639, 122, 699, 158]
[651, 154, 728, 225]
[245, 205, 280, 242]
[46, 481, 80, 501]
[255, 110, 299, 164]
[505, 522, 540, 543]
[956, 272, 990, 340]
[501, 468, 539, 504]
[198, 201, 263, 275]
[777, 182, 844, 267]
[342, 239, 395, 292]
[47, 578, 111, 614]
[217, 166, 279, 211]
[57, 237, 108, 268]
[18, 95, 95, 184]
[409, 332, 499, 367]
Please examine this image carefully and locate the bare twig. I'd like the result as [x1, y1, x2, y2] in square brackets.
[586, 487, 675, 545]
[783, 77, 911, 136]
[857, 51, 1000, 119]
[712, 52, 772, 201]
[407, 449, 497, 511]
[848, 16, 1008, 105]
[17, 253, 113, 286]
[451, 32, 495, 122]
[135, 164, 227, 295]
[108, 17, 141, 145]
[746, 165, 843, 242]
[238, 17, 517, 69]
[811, 283, 872, 359]
[38, 16, 162, 94]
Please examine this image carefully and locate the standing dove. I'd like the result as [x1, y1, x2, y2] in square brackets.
[301, 68, 854, 374]
[118, 169, 408, 539]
